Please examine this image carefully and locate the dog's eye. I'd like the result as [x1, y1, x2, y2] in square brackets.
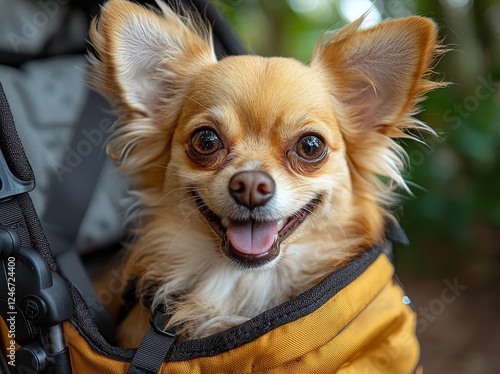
[296, 135, 326, 161]
[190, 129, 222, 155]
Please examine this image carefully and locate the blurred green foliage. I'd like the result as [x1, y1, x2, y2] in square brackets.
[216, 0, 500, 279]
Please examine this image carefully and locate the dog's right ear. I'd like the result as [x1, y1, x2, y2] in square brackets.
[88, 0, 216, 190]
[89, 0, 216, 120]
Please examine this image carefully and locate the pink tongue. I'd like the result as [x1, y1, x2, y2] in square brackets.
[226, 220, 278, 255]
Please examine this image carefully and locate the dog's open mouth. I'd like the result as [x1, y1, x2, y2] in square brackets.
[192, 191, 320, 267]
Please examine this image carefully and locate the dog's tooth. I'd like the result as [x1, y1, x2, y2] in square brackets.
[222, 217, 230, 228]
[277, 219, 285, 231]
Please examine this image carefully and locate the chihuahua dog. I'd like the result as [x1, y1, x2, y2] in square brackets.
[89, 0, 443, 347]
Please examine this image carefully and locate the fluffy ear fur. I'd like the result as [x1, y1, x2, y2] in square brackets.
[311, 16, 445, 237]
[89, 0, 216, 191]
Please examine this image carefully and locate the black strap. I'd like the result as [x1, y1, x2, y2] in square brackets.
[0, 83, 74, 372]
[0, 82, 48, 342]
[41, 88, 116, 340]
[0, 83, 43, 255]
[128, 308, 178, 374]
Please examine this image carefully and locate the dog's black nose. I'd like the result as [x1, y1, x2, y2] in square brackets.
[229, 171, 275, 209]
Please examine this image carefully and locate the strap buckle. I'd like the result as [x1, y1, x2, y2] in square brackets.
[150, 305, 179, 339]
[127, 305, 178, 374]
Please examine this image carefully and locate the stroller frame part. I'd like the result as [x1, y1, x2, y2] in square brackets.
[0, 93, 73, 373]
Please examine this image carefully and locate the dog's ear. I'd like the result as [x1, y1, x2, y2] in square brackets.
[311, 16, 441, 136]
[88, 0, 216, 192]
[89, 0, 215, 119]
[311, 16, 444, 199]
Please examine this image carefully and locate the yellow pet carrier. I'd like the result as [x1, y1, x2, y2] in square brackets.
[0, 97, 421, 370]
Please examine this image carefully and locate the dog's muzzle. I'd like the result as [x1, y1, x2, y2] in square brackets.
[192, 171, 320, 268]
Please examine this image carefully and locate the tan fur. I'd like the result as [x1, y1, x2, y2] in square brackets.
[89, 0, 445, 347]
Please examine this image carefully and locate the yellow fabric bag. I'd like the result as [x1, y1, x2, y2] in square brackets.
[63, 245, 420, 373]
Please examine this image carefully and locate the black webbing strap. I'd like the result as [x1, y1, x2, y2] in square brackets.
[41, 89, 116, 340]
[128, 308, 177, 374]
[0, 83, 41, 254]
[0, 83, 44, 343]
[0, 83, 75, 373]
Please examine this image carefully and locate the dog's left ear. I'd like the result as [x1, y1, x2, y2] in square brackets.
[311, 16, 445, 202]
[311, 16, 441, 136]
